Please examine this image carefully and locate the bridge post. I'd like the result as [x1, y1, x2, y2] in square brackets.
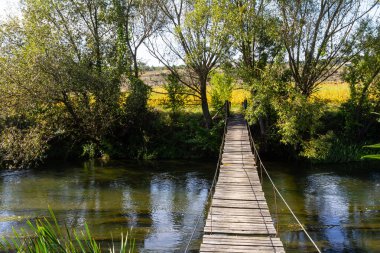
[243, 99, 247, 110]
[225, 100, 230, 117]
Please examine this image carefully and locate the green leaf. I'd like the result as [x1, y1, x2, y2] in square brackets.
[361, 154, 380, 160]
[363, 143, 380, 149]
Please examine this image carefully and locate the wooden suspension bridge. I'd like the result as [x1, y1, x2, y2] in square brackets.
[199, 113, 285, 253]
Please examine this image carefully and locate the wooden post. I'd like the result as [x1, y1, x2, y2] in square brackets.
[243, 99, 247, 110]
[225, 100, 230, 117]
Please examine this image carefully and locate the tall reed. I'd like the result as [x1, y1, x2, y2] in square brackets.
[0, 208, 135, 253]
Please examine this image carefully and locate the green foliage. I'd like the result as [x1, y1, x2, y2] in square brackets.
[0, 125, 51, 169]
[163, 74, 186, 118]
[0, 208, 135, 253]
[0, 1, 122, 168]
[82, 143, 97, 159]
[363, 143, 380, 149]
[108, 77, 152, 159]
[361, 142, 380, 160]
[145, 112, 224, 159]
[210, 72, 233, 110]
[300, 131, 364, 163]
[274, 94, 325, 148]
[124, 76, 151, 119]
[342, 24, 380, 141]
[361, 154, 380, 160]
[300, 132, 334, 161]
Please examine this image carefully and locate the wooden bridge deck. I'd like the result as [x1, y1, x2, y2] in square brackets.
[200, 114, 285, 253]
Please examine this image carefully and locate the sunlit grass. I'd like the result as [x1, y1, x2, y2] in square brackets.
[146, 81, 349, 112]
[148, 86, 250, 109]
[313, 81, 350, 105]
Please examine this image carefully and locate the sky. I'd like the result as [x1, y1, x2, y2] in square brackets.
[0, 0, 20, 20]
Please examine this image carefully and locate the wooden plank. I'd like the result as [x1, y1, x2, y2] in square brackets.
[200, 114, 284, 253]
[206, 215, 273, 223]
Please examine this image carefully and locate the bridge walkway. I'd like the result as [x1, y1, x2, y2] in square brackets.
[199, 114, 285, 253]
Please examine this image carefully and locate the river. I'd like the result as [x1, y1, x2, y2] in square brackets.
[0, 160, 379, 252]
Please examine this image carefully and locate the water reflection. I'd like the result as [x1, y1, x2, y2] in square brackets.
[3, 160, 379, 252]
[264, 161, 380, 253]
[0, 160, 213, 252]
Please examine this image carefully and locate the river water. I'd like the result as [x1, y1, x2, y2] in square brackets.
[0, 160, 380, 252]
[264, 161, 380, 253]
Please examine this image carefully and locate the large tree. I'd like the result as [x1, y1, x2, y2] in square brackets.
[0, 0, 122, 167]
[147, 0, 233, 128]
[229, 0, 282, 137]
[231, 0, 281, 81]
[278, 0, 378, 97]
[343, 24, 380, 140]
[113, 0, 164, 77]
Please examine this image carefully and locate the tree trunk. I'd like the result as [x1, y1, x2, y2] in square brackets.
[133, 53, 139, 78]
[258, 117, 265, 136]
[200, 77, 212, 128]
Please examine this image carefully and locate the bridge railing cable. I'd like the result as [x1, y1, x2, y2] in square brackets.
[246, 122, 322, 253]
[183, 101, 229, 253]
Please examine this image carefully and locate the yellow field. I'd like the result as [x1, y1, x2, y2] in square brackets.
[148, 86, 251, 108]
[147, 82, 349, 111]
[313, 81, 350, 105]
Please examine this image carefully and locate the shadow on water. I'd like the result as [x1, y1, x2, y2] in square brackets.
[263, 160, 380, 253]
[0, 160, 215, 252]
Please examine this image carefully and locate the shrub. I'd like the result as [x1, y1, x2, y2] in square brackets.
[210, 72, 233, 110]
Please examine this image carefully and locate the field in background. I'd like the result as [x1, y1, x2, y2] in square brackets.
[138, 68, 350, 111]
[313, 81, 350, 105]
[148, 86, 251, 112]
[147, 82, 349, 112]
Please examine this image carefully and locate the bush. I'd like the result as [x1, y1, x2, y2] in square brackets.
[210, 72, 233, 110]
[0, 126, 51, 169]
[163, 74, 187, 119]
[301, 131, 365, 163]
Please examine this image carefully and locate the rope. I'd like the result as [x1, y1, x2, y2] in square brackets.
[246, 122, 321, 253]
[183, 103, 229, 253]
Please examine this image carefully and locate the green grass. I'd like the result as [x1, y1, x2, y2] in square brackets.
[363, 143, 380, 149]
[0, 208, 135, 253]
[361, 154, 380, 160]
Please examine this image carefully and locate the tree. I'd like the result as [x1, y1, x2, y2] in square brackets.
[147, 0, 233, 128]
[231, 0, 281, 82]
[228, 0, 282, 137]
[0, 0, 122, 167]
[210, 72, 233, 111]
[278, 0, 378, 97]
[343, 23, 380, 140]
[113, 0, 164, 77]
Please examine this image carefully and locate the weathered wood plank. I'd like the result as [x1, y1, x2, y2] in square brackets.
[200, 114, 284, 252]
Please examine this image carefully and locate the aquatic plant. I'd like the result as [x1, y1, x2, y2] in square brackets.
[362, 143, 380, 160]
[0, 209, 135, 253]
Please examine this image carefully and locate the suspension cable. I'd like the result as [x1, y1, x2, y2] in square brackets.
[246, 122, 321, 253]
[183, 102, 229, 253]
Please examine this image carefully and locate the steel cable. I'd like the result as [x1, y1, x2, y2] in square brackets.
[246, 122, 322, 253]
